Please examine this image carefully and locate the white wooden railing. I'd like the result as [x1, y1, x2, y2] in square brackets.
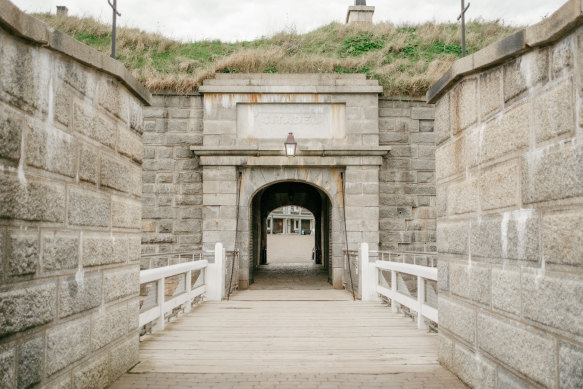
[139, 243, 227, 334]
[359, 243, 438, 329]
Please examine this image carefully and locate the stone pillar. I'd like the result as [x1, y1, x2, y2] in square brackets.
[0, 3, 150, 388]
[346, 2, 375, 24]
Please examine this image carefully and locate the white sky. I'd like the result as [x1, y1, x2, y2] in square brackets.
[12, 0, 568, 42]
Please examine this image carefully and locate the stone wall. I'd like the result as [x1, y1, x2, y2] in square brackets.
[378, 98, 436, 253]
[0, 2, 150, 388]
[429, 1, 583, 387]
[142, 95, 203, 261]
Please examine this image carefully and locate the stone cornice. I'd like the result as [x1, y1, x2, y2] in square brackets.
[0, 0, 152, 105]
[427, 0, 583, 104]
[191, 146, 391, 158]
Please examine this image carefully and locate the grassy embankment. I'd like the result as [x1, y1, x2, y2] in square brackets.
[34, 13, 520, 97]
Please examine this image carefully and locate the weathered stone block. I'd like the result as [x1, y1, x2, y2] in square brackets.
[450, 262, 491, 305]
[101, 155, 135, 194]
[437, 258, 449, 292]
[0, 282, 56, 336]
[438, 333, 454, 370]
[127, 298, 140, 330]
[0, 104, 24, 161]
[54, 86, 70, 126]
[72, 354, 109, 389]
[83, 234, 127, 267]
[118, 127, 143, 164]
[79, 144, 99, 184]
[542, 209, 583, 266]
[560, 341, 583, 389]
[522, 272, 583, 337]
[42, 231, 79, 271]
[92, 304, 127, 351]
[17, 336, 43, 389]
[477, 313, 556, 388]
[453, 344, 496, 389]
[111, 199, 141, 229]
[45, 374, 71, 389]
[68, 188, 110, 227]
[479, 68, 502, 120]
[479, 161, 519, 211]
[411, 107, 434, 120]
[497, 370, 528, 389]
[452, 79, 477, 134]
[439, 297, 475, 344]
[0, 348, 15, 389]
[551, 37, 574, 78]
[435, 93, 450, 145]
[103, 267, 139, 302]
[492, 267, 521, 316]
[534, 79, 574, 144]
[481, 101, 529, 164]
[59, 272, 102, 318]
[46, 318, 91, 375]
[522, 141, 583, 203]
[435, 137, 464, 180]
[26, 123, 76, 177]
[447, 178, 478, 215]
[98, 79, 129, 123]
[74, 104, 116, 149]
[0, 35, 37, 113]
[437, 221, 469, 255]
[503, 51, 548, 103]
[6, 230, 38, 277]
[109, 336, 139, 381]
[0, 175, 66, 223]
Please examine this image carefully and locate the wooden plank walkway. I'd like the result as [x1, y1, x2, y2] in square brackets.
[111, 287, 465, 388]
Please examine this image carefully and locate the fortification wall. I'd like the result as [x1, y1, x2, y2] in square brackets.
[142, 95, 204, 263]
[429, 0, 583, 387]
[0, 1, 150, 387]
[378, 99, 436, 254]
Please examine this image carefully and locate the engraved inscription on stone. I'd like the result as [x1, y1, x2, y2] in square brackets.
[237, 103, 346, 140]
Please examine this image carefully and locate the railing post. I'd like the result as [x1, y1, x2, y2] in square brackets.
[417, 275, 427, 330]
[184, 270, 192, 313]
[153, 276, 165, 332]
[206, 243, 225, 301]
[391, 270, 400, 313]
[359, 243, 378, 301]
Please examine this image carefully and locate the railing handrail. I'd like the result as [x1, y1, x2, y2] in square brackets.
[376, 260, 437, 281]
[140, 260, 208, 284]
[370, 250, 437, 256]
[141, 251, 201, 258]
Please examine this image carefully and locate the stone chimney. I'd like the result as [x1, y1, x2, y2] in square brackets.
[56, 6, 68, 16]
[346, 1, 375, 24]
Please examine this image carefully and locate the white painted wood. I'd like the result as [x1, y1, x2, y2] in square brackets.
[360, 243, 380, 302]
[206, 242, 225, 301]
[140, 260, 208, 284]
[417, 275, 427, 329]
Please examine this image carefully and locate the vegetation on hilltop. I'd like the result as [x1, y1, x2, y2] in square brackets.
[34, 13, 520, 97]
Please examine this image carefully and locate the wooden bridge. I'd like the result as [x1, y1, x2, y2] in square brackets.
[111, 246, 465, 388]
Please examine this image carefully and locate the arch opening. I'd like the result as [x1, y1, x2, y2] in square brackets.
[249, 181, 333, 289]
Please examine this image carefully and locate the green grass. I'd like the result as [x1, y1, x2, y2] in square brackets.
[32, 13, 521, 97]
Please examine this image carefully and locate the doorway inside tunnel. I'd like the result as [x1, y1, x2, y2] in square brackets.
[249, 181, 332, 290]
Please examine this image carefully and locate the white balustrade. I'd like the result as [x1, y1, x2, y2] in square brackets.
[360, 243, 438, 329]
[139, 257, 208, 332]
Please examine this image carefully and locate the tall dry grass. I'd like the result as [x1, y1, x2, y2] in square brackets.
[33, 13, 520, 97]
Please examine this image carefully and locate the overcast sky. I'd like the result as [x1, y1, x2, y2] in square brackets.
[12, 0, 568, 42]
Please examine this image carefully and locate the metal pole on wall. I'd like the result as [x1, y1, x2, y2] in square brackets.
[108, 0, 121, 59]
[457, 0, 470, 57]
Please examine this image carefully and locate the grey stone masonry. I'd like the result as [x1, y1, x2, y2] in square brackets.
[431, 1, 583, 387]
[142, 94, 203, 262]
[0, 1, 150, 388]
[378, 99, 436, 253]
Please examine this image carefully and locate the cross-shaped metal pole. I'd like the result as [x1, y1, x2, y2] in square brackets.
[108, 0, 121, 59]
[457, 0, 470, 57]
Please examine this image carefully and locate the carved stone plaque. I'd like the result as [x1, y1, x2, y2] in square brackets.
[237, 103, 346, 140]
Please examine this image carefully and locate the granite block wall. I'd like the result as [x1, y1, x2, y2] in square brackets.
[0, 2, 149, 387]
[431, 2, 583, 386]
[378, 99, 436, 254]
[142, 95, 203, 263]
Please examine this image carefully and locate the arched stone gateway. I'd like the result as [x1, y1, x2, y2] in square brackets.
[193, 74, 388, 291]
